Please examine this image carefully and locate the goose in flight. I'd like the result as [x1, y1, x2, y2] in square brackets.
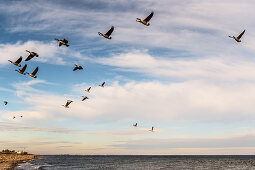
[98, 26, 114, 39]
[229, 30, 245, 42]
[73, 64, 83, 71]
[55, 38, 69, 47]
[13, 116, 15, 119]
[136, 11, 154, 26]
[149, 126, 154, 132]
[26, 67, 39, 78]
[15, 64, 27, 75]
[82, 96, 89, 101]
[85, 87, 91, 93]
[62, 100, 73, 108]
[8, 56, 22, 67]
[3, 101, 8, 105]
[20, 115, 23, 118]
[25, 50, 39, 61]
[133, 123, 137, 127]
[99, 82, 105, 87]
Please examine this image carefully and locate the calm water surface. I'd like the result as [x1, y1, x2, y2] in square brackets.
[16, 155, 255, 170]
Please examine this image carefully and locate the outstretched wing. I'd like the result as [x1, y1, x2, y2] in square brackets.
[34, 52, 39, 57]
[82, 96, 88, 101]
[73, 66, 78, 71]
[21, 64, 27, 72]
[15, 56, 22, 64]
[32, 67, 39, 75]
[59, 42, 62, 47]
[102, 82, 105, 86]
[105, 26, 114, 36]
[144, 11, 154, 22]
[67, 100, 73, 106]
[63, 39, 68, 43]
[25, 54, 33, 61]
[237, 30, 245, 39]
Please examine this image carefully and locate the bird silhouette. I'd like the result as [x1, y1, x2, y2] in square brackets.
[98, 26, 114, 39]
[85, 87, 91, 93]
[15, 64, 27, 75]
[26, 67, 39, 78]
[55, 38, 69, 47]
[82, 96, 89, 101]
[133, 123, 137, 127]
[8, 56, 22, 67]
[149, 126, 154, 132]
[62, 100, 73, 108]
[25, 50, 39, 61]
[229, 30, 245, 42]
[3, 101, 8, 105]
[136, 11, 154, 26]
[73, 64, 83, 71]
[99, 82, 105, 87]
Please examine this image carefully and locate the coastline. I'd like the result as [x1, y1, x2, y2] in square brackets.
[0, 154, 38, 170]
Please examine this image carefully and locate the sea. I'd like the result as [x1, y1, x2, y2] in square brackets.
[15, 155, 255, 170]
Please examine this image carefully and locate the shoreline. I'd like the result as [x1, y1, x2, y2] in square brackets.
[0, 154, 38, 170]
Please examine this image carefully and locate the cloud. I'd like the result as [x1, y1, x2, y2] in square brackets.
[3, 78, 255, 124]
[112, 133, 255, 150]
[1, 0, 255, 55]
[0, 40, 92, 68]
[0, 41, 65, 65]
[0, 122, 81, 134]
[1, 0, 255, 154]
[97, 50, 255, 81]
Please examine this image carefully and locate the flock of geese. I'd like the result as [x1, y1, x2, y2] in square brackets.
[3, 10, 246, 132]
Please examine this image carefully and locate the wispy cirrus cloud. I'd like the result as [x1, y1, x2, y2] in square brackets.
[97, 50, 255, 81]
[1, 0, 255, 54]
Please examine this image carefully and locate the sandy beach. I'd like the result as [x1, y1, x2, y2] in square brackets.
[0, 154, 37, 170]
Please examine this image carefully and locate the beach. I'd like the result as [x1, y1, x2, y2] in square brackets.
[0, 154, 37, 170]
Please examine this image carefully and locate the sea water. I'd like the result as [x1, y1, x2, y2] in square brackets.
[16, 155, 255, 170]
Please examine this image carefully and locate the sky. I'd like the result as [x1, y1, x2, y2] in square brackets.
[1, 0, 255, 155]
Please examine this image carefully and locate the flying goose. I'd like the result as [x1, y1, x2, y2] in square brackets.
[55, 38, 69, 47]
[82, 96, 89, 101]
[15, 64, 27, 75]
[13, 116, 16, 119]
[133, 123, 137, 127]
[26, 67, 39, 78]
[3, 101, 8, 105]
[62, 100, 73, 108]
[149, 126, 154, 132]
[8, 56, 22, 67]
[98, 26, 114, 39]
[85, 87, 91, 93]
[25, 50, 39, 61]
[20, 115, 23, 118]
[136, 11, 154, 26]
[73, 64, 83, 71]
[99, 82, 105, 87]
[229, 30, 245, 42]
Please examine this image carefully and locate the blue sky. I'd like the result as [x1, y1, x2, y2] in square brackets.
[1, 0, 255, 155]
